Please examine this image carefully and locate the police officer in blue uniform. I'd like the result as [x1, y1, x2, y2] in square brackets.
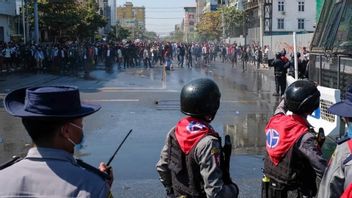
[318, 87, 352, 197]
[0, 86, 113, 197]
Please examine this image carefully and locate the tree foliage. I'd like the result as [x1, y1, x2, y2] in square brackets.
[38, 0, 80, 40]
[144, 31, 158, 41]
[30, 0, 106, 42]
[75, 1, 107, 40]
[219, 7, 246, 37]
[196, 8, 246, 40]
[196, 11, 222, 41]
[107, 25, 131, 41]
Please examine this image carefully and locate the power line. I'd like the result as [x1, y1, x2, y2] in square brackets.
[147, 24, 178, 26]
[146, 7, 185, 9]
[146, 10, 184, 13]
[146, 17, 183, 19]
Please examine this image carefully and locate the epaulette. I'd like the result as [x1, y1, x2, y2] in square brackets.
[76, 159, 110, 181]
[336, 136, 350, 145]
[0, 156, 22, 170]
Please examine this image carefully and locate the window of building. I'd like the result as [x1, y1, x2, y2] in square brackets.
[298, 18, 305, 29]
[278, 1, 284, 12]
[278, 18, 284, 29]
[298, 1, 304, 12]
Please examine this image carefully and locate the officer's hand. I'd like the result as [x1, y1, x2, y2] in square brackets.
[99, 162, 114, 187]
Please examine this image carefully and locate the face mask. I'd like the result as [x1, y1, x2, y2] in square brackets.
[347, 122, 352, 138]
[67, 122, 85, 152]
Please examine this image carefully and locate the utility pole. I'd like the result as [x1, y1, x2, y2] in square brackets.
[221, 0, 226, 41]
[22, 0, 26, 44]
[34, 0, 39, 44]
[259, 0, 264, 47]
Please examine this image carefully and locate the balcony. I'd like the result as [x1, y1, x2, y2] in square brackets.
[243, 0, 259, 11]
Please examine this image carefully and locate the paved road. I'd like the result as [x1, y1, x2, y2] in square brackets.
[0, 61, 277, 197]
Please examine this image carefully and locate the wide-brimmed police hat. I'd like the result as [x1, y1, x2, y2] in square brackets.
[4, 86, 100, 119]
[329, 87, 352, 117]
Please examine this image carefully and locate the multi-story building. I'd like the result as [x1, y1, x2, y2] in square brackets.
[97, 0, 110, 34]
[116, 2, 145, 37]
[243, 0, 316, 45]
[203, 0, 218, 13]
[110, 0, 116, 26]
[229, 0, 244, 10]
[0, 0, 16, 42]
[195, 0, 206, 24]
[183, 7, 196, 42]
[272, 0, 315, 33]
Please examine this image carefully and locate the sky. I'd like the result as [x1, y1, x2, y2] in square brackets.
[117, 0, 196, 36]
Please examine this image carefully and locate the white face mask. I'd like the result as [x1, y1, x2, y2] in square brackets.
[66, 122, 85, 152]
[347, 122, 352, 138]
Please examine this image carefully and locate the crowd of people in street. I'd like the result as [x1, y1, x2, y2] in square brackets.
[2, 37, 342, 198]
[0, 40, 278, 77]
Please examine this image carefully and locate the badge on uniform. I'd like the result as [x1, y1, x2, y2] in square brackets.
[211, 147, 221, 167]
[266, 129, 280, 149]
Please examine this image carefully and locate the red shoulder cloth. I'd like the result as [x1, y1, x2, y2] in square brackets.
[265, 114, 308, 165]
[175, 117, 218, 155]
[341, 183, 352, 198]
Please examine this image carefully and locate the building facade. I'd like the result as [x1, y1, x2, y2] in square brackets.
[272, 0, 316, 33]
[203, 0, 218, 13]
[243, 0, 316, 46]
[0, 0, 16, 42]
[195, 0, 206, 24]
[229, 0, 244, 10]
[109, 0, 116, 26]
[97, 0, 110, 34]
[116, 2, 145, 31]
[183, 7, 196, 42]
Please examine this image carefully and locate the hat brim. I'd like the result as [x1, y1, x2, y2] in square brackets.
[328, 101, 352, 117]
[4, 88, 100, 119]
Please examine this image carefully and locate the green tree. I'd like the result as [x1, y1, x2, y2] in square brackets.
[219, 7, 246, 37]
[75, 0, 107, 41]
[28, 0, 106, 42]
[30, 0, 80, 42]
[144, 31, 158, 41]
[196, 11, 222, 41]
[107, 25, 131, 41]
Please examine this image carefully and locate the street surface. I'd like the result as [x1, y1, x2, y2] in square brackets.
[0, 61, 278, 197]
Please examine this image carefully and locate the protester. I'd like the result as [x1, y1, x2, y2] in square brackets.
[0, 86, 113, 197]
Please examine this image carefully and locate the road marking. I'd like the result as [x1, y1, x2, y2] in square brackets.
[86, 99, 139, 102]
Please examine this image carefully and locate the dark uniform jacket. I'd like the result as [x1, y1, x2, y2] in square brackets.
[264, 99, 327, 196]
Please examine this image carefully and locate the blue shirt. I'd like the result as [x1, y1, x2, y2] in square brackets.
[0, 147, 111, 197]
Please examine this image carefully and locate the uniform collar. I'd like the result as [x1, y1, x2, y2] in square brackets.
[25, 147, 77, 165]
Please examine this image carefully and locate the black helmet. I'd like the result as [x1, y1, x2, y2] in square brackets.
[284, 80, 320, 114]
[297, 52, 301, 58]
[290, 52, 301, 58]
[275, 52, 281, 59]
[180, 78, 221, 121]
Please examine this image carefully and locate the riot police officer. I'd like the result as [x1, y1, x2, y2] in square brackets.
[156, 78, 239, 198]
[318, 86, 352, 197]
[262, 80, 327, 198]
[271, 52, 288, 96]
